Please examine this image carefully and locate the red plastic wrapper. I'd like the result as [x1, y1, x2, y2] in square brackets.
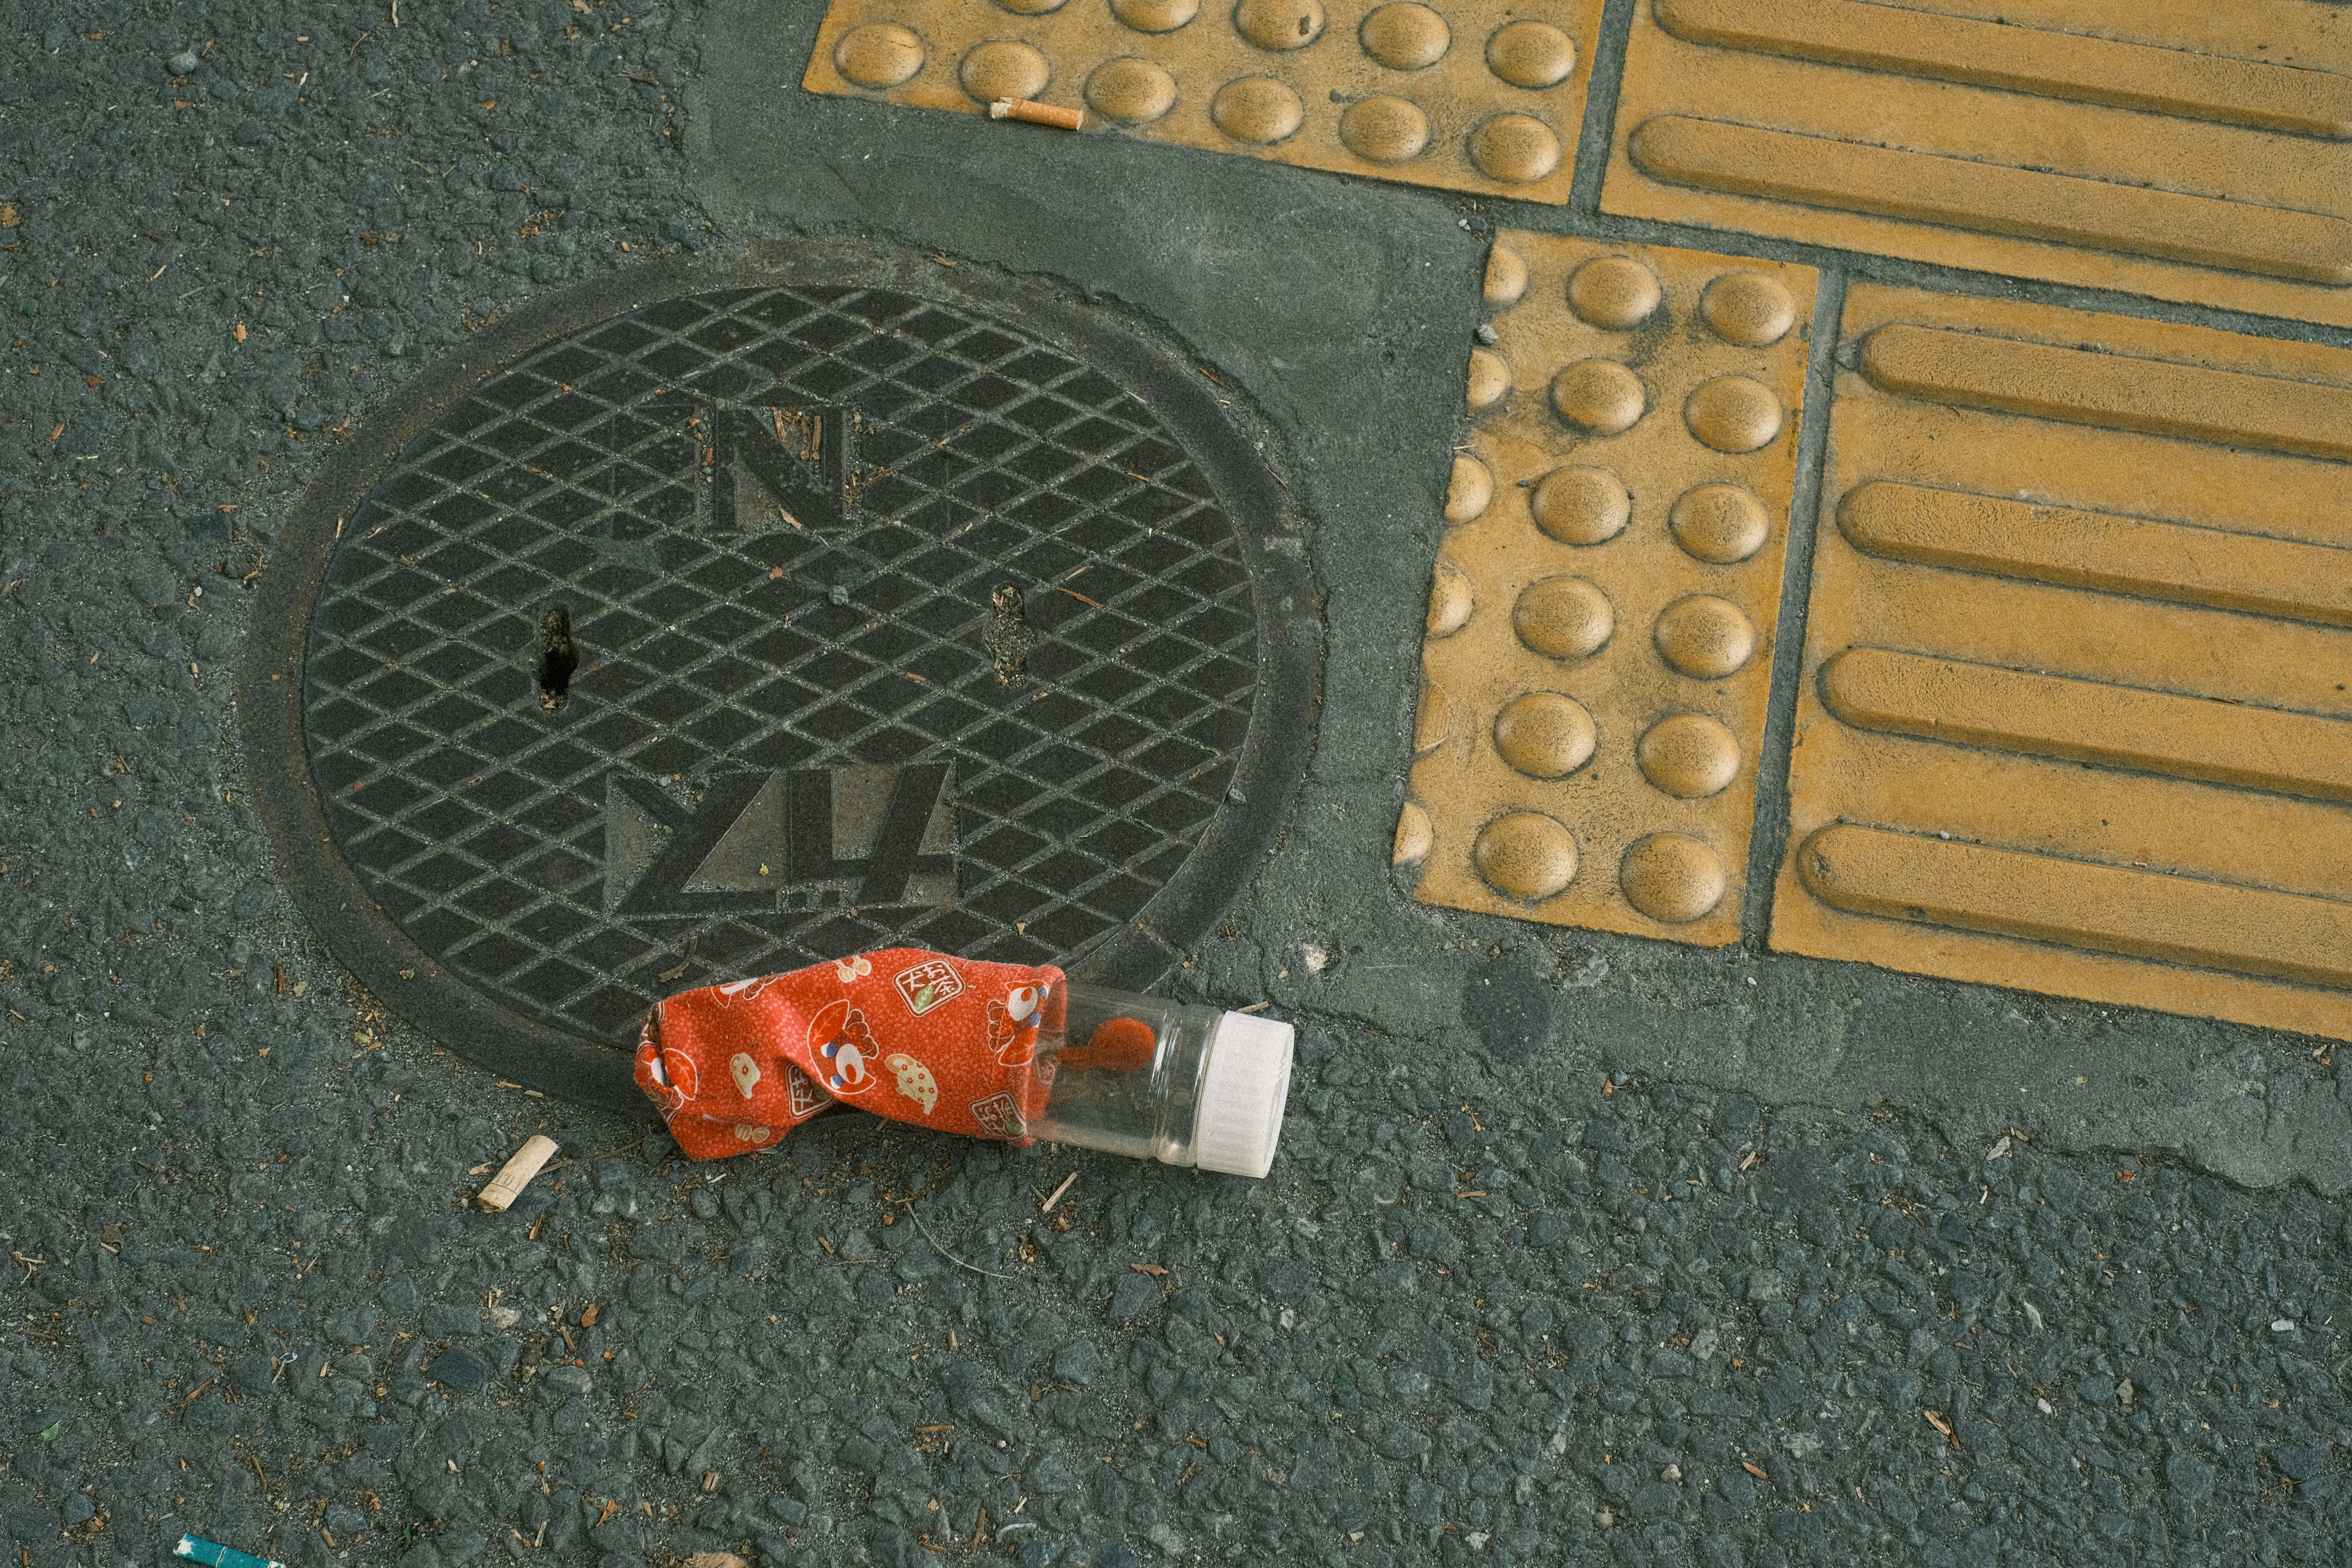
[635, 948, 1066, 1160]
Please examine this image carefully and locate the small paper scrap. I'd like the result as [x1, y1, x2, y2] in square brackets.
[177, 1536, 287, 1568]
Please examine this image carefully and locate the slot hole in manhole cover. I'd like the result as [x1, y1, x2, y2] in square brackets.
[244, 247, 1319, 1109]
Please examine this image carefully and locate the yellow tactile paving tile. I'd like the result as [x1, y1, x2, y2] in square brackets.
[802, 0, 1602, 203]
[1396, 234, 1817, 946]
[1771, 282, 2352, 1044]
[1600, 0, 2352, 329]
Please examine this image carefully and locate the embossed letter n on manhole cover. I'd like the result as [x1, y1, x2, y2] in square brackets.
[244, 250, 1317, 1108]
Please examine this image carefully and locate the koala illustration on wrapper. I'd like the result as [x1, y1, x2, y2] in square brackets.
[986, 981, 1049, 1066]
[810, 998, 883, 1096]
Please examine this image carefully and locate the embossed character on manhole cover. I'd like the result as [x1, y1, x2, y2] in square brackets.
[244, 249, 1317, 1107]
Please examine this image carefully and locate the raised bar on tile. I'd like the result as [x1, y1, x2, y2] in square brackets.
[1836, 482, 2352, 628]
[1653, 0, 2352, 139]
[1626, 116, 2352, 285]
[1819, 647, 2352, 803]
[1856, 325, 2352, 461]
[1794, 823, 2352, 989]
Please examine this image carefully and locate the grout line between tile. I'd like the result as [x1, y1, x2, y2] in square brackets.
[1568, 0, 1639, 221]
[1739, 263, 1847, 949]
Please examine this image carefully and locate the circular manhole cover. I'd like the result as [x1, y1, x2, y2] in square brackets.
[244, 247, 1317, 1109]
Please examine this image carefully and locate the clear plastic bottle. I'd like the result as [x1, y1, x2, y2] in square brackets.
[1024, 984, 1294, 1178]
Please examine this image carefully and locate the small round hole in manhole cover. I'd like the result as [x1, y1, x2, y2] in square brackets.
[243, 248, 1319, 1110]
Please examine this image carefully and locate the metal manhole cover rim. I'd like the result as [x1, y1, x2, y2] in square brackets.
[241, 242, 1320, 1114]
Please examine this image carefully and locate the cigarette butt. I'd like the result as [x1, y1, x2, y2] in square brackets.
[989, 97, 1084, 132]
[478, 1135, 560, 1212]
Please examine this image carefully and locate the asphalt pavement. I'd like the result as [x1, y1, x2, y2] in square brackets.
[1, 2, 2346, 1567]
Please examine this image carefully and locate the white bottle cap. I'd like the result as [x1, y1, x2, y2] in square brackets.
[1192, 1010, 1294, 1178]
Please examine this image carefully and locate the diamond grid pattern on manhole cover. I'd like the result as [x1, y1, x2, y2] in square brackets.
[246, 256, 1314, 1107]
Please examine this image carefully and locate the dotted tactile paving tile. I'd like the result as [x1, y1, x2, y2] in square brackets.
[1396, 234, 1817, 946]
[1771, 282, 2352, 1043]
[802, 0, 1602, 204]
[1600, 0, 2352, 329]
